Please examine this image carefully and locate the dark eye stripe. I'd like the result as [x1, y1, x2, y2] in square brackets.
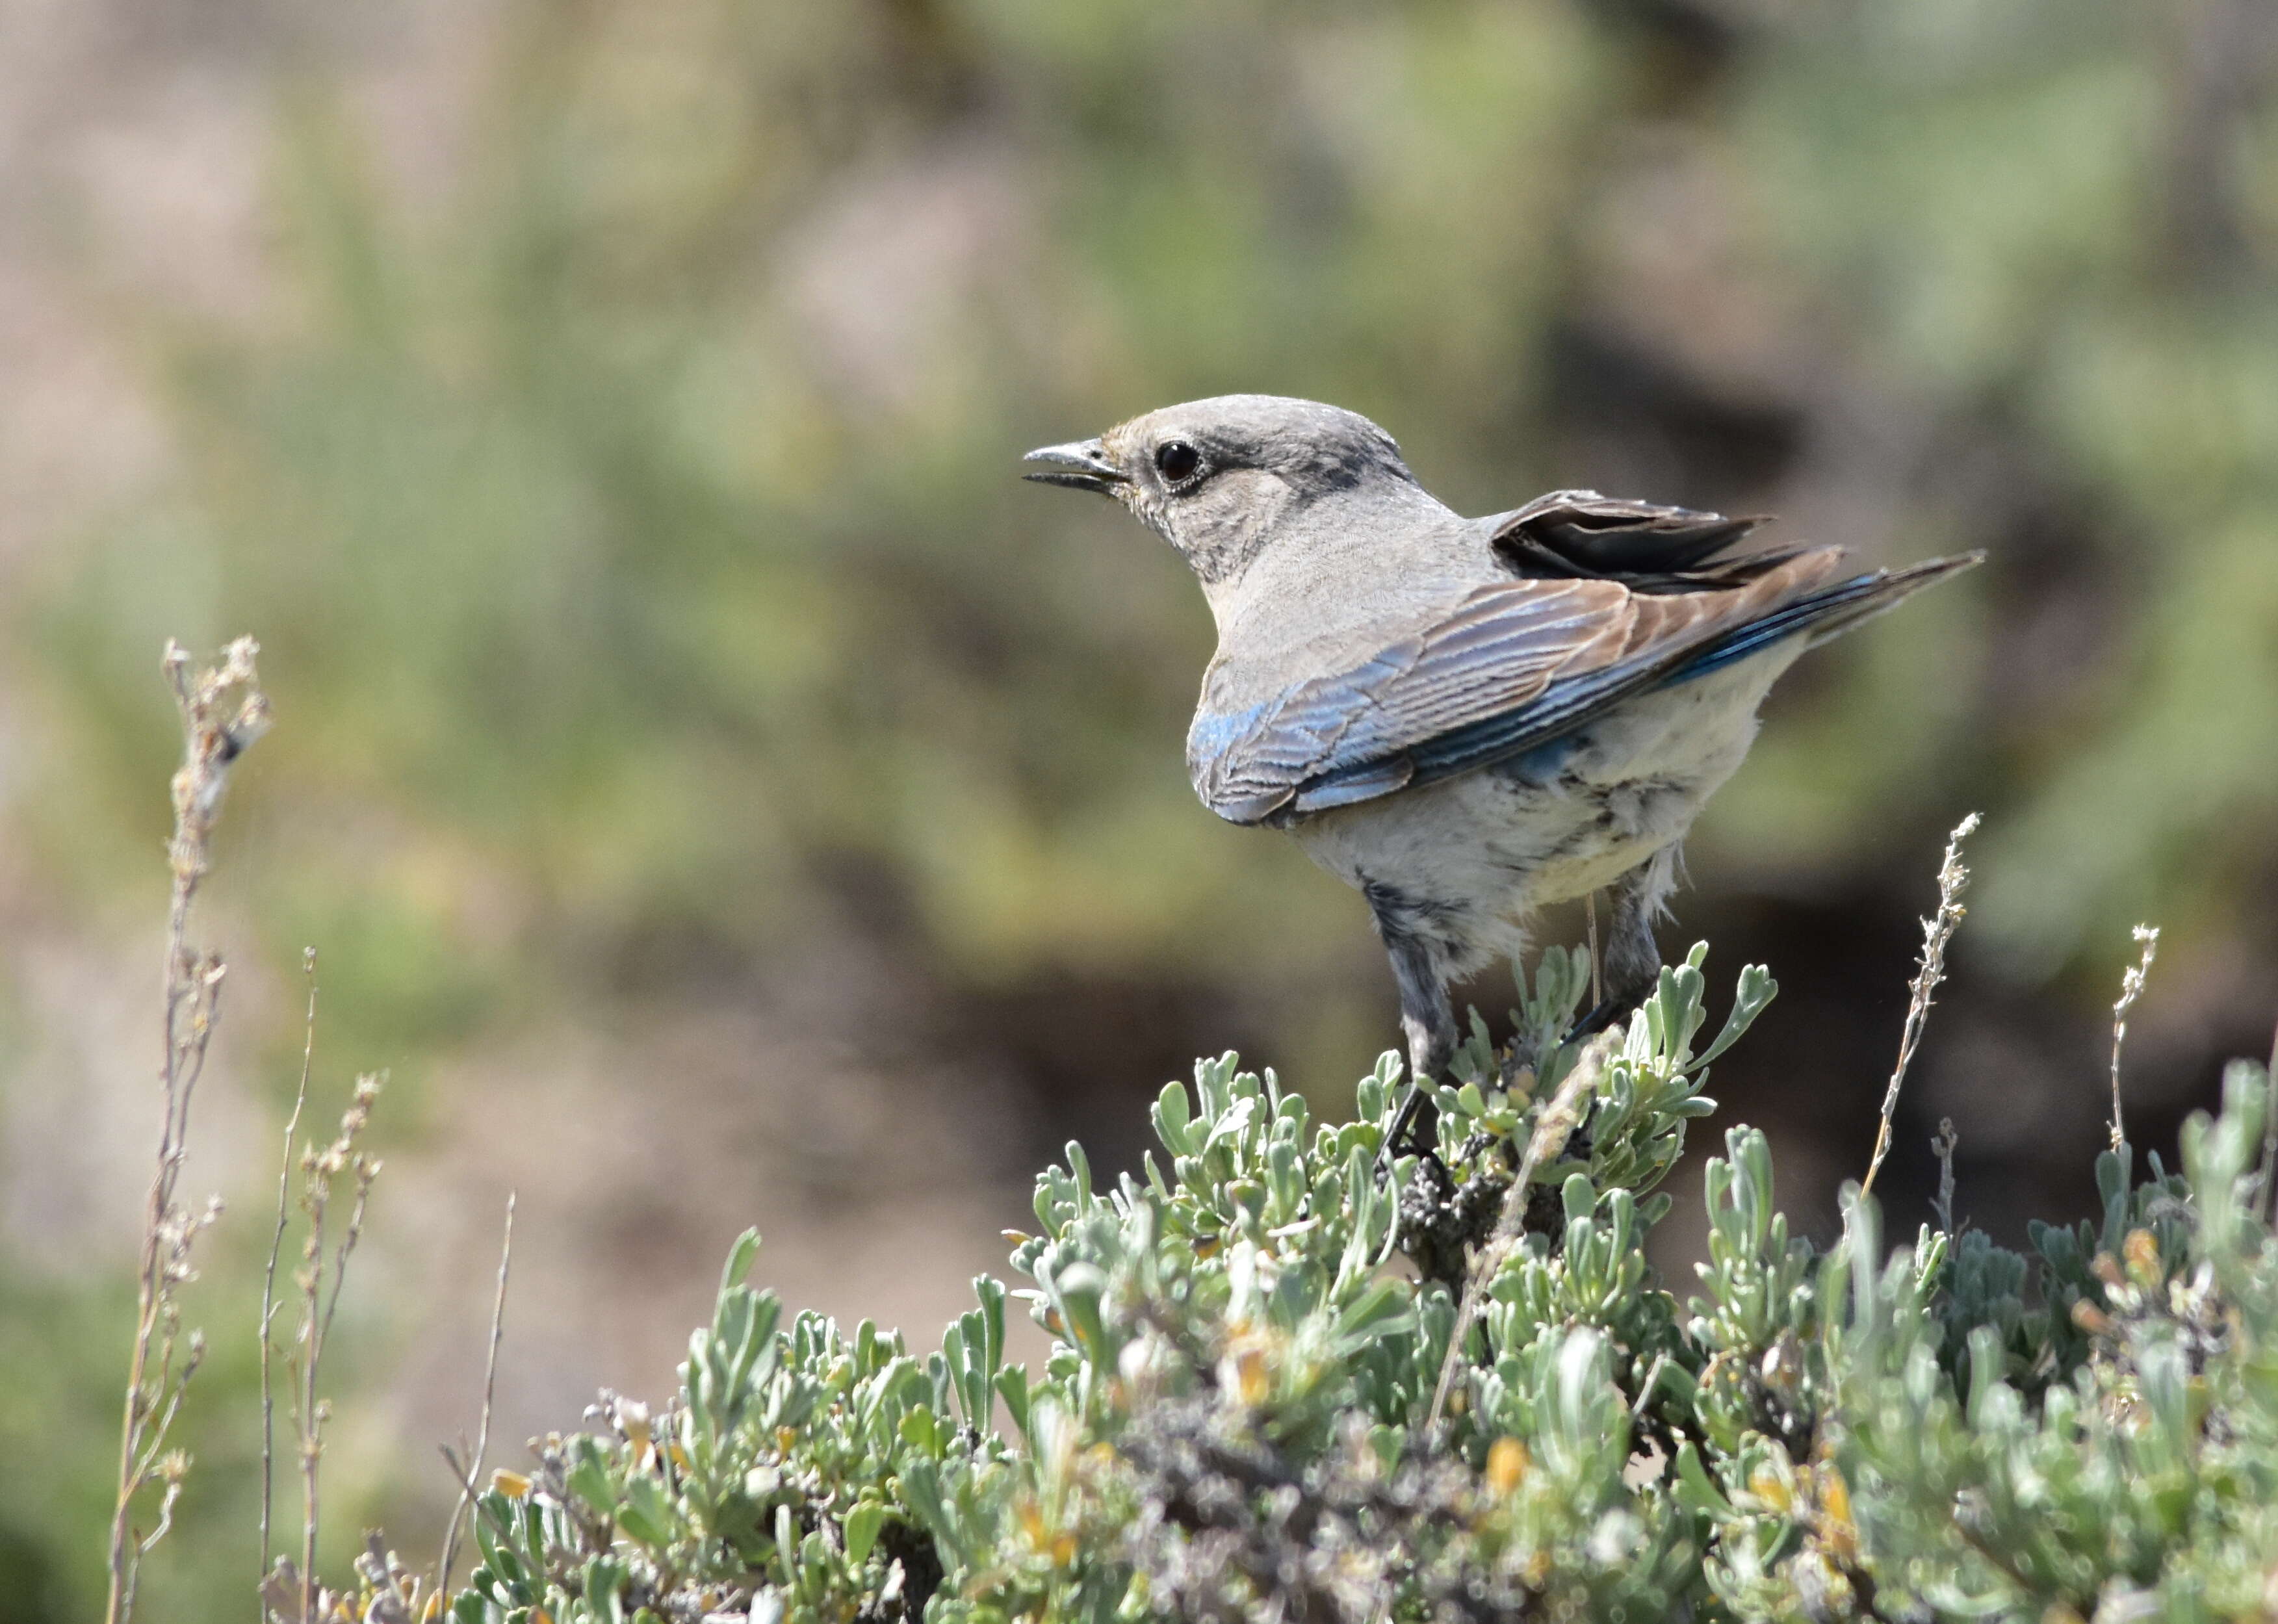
[1156, 441, 1201, 483]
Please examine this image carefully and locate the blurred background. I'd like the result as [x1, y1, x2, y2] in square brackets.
[1, 0, 2274, 1615]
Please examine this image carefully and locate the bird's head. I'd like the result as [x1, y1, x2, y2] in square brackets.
[1024, 394, 1417, 587]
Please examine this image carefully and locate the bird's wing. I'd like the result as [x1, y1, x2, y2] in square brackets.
[1490, 490, 1779, 586]
[1189, 547, 1975, 827]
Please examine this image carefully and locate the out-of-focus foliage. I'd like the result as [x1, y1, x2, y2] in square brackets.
[376, 949, 2278, 1623]
[29, 0, 2277, 1040]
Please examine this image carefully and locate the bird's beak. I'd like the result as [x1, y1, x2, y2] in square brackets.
[1022, 439, 1129, 496]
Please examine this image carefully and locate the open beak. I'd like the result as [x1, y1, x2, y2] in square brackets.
[1022, 439, 1129, 496]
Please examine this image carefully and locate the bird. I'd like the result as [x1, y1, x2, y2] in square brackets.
[1024, 394, 1978, 1145]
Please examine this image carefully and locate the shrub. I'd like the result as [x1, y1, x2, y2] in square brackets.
[399, 944, 2278, 1624]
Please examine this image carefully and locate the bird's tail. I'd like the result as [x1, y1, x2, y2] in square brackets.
[1668, 552, 1984, 683]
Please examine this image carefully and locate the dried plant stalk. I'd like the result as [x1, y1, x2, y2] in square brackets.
[108, 638, 270, 1624]
[2108, 925, 2159, 1153]
[260, 949, 318, 1600]
[1861, 813, 1980, 1202]
[281, 1076, 386, 1624]
[436, 1193, 517, 1600]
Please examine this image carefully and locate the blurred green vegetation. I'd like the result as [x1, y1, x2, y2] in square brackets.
[30, 0, 2278, 1027]
[3, 0, 2275, 1618]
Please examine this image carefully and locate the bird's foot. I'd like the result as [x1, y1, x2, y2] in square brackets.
[1565, 978, 1654, 1048]
[1375, 1081, 1445, 1181]
[1566, 996, 1625, 1046]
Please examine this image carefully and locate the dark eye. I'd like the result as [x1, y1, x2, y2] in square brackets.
[1154, 440, 1202, 484]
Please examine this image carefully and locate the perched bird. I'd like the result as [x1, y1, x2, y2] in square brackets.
[1025, 395, 1977, 1133]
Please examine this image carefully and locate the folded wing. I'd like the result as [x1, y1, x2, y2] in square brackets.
[1189, 498, 1978, 825]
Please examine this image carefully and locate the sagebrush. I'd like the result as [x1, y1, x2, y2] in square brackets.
[328, 943, 2278, 1624]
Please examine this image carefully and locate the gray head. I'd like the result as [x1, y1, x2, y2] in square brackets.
[1024, 394, 1420, 586]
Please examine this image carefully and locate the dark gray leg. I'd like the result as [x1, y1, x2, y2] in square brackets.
[1380, 927, 1456, 1159]
[1385, 929, 1457, 1087]
[1605, 842, 1679, 1007]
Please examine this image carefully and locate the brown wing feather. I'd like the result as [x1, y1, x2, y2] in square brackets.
[1491, 489, 1783, 587]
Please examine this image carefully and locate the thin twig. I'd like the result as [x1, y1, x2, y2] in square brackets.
[437, 1193, 516, 1600]
[1861, 814, 1981, 1202]
[1429, 1035, 1611, 1428]
[109, 638, 269, 1624]
[291, 1074, 385, 1624]
[437, 1445, 526, 1551]
[2107, 925, 2159, 1154]
[261, 949, 318, 1599]
[319, 1135, 381, 1356]
[298, 1165, 326, 1624]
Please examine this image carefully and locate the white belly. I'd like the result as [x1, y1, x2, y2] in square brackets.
[1288, 650, 1799, 977]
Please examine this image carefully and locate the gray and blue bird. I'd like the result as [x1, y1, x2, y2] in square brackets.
[1025, 394, 1976, 1133]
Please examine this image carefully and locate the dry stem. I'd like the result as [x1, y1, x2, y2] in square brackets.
[1861, 813, 1980, 1202]
[287, 1074, 386, 1624]
[108, 637, 270, 1624]
[2107, 925, 2159, 1153]
[260, 949, 318, 1601]
[435, 1193, 516, 1600]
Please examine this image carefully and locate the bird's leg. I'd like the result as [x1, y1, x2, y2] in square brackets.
[1568, 844, 1681, 1042]
[1379, 929, 1456, 1163]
